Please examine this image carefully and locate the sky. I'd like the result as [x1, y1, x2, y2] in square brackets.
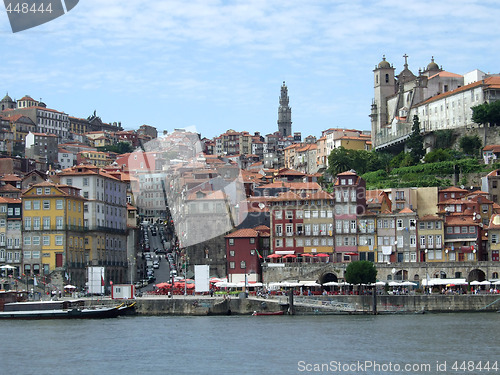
[1, 0, 500, 140]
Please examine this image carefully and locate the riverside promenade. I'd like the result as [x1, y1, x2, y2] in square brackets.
[88, 294, 500, 316]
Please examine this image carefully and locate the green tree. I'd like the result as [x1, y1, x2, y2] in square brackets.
[472, 100, 500, 127]
[406, 115, 425, 164]
[344, 260, 377, 285]
[423, 148, 453, 163]
[327, 146, 352, 175]
[459, 135, 482, 157]
[98, 141, 134, 155]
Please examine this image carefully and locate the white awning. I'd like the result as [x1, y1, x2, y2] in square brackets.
[444, 238, 475, 243]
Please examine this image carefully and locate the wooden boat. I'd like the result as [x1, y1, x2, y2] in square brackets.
[0, 291, 127, 320]
[252, 310, 284, 316]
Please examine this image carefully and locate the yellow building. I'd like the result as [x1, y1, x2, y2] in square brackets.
[21, 181, 86, 282]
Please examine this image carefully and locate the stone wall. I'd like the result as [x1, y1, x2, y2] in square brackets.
[105, 294, 500, 315]
[262, 261, 500, 284]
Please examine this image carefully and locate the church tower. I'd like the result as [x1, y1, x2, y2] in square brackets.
[0, 93, 16, 111]
[371, 56, 396, 138]
[277, 81, 292, 137]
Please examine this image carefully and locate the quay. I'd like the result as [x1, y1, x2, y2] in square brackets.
[85, 294, 500, 316]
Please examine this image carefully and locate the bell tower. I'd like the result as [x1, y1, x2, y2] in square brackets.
[372, 56, 396, 139]
[277, 81, 292, 137]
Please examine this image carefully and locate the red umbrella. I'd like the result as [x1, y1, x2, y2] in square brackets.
[267, 254, 282, 258]
[155, 282, 171, 288]
[315, 253, 329, 257]
[283, 254, 297, 259]
[346, 252, 358, 256]
[300, 253, 313, 257]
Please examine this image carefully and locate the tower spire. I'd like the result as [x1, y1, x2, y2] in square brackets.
[277, 82, 292, 137]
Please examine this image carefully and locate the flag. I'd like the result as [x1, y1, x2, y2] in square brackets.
[101, 275, 104, 286]
[65, 272, 69, 280]
[33, 276, 38, 287]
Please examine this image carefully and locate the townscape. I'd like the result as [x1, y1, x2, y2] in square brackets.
[0, 56, 500, 299]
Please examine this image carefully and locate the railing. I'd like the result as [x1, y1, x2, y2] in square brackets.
[375, 123, 412, 148]
[24, 225, 86, 232]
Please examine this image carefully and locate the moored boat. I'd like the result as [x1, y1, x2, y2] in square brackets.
[0, 291, 127, 320]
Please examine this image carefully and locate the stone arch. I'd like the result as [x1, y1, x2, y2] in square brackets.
[468, 269, 486, 282]
[413, 274, 419, 281]
[320, 272, 338, 285]
[394, 270, 408, 281]
[433, 271, 446, 279]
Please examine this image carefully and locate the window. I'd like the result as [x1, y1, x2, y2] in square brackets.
[43, 217, 50, 230]
[43, 236, 50, 246]
[275, 225, 283, 236]
[397, 219, 403, 229]
[240, 261, 246, 269]
[274, 210, 282, 219]
[33, 217, 40, 230]
[469, 226, 475, 233]
[83, 178, 89, 186]
[24, 200, 31, 210]
[419, 222, 425, 230]
[229, 262, 235, 269]
[397, 236, 403, 248]
[427, 222, 433, 230]
[285, 211, 293, 219]
[228, 239, 234, 246]
[296, 210, 303, 219]
[56, 217, 63, 230]
[492, 234, 499, 244]
[436, 235, 442, 247]
[24, 236, 31, 245]
[44, 188, 51, 195]
[36, 188, 42, 195]
[275, 239, 282, 247]
[420, 236, 426, 247]
[32, 236, 40, 245]
[43, 200, 50, 210]
[55, 236, 63, 246]
[249, 238, 255, 244]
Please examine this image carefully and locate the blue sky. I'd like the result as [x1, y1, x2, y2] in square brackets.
[1, 0, 500, 140]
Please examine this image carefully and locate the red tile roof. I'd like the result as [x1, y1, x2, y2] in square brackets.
[225, 228, 258, 238]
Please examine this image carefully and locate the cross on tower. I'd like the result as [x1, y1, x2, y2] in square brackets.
[403, 53, 409, 67]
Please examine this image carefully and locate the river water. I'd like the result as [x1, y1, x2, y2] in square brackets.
[1, 313, 498, 375]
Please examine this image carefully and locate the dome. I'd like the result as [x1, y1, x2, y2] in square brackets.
[427, 57, 439, 71]
[378, 56, 391, 69]
[1, 94, 13, 102]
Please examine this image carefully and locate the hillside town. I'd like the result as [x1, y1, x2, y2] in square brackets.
[0, 56, 500, 294]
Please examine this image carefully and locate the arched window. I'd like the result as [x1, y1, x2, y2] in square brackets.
[385, 74, 389, 83]
[492, 272, 499, 279]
